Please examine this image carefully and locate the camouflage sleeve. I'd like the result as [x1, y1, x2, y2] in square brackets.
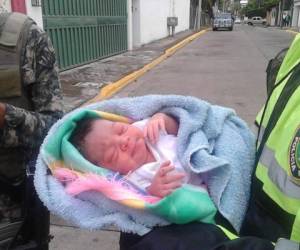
[0, 24, 64, 148]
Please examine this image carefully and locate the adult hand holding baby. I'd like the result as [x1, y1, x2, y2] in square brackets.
[147, 161, 185, 197]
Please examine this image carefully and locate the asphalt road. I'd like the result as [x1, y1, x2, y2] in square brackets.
[116, 24, 295, 124]
[50, 24, 296, 250]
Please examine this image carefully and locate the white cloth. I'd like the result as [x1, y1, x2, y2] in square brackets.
[126, 119, 203, 191]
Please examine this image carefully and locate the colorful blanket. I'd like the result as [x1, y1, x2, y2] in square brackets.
[34, 95, 255, 235]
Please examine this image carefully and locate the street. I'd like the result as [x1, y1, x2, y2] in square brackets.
[116, 24, 295, 124]
[50, 24, 296, 250]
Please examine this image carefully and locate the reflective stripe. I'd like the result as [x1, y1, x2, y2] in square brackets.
[257, 125, 265, 145]
[259, 146, 300, 199]
[275, 238, 300, 250]
[216, 225, 238, 240]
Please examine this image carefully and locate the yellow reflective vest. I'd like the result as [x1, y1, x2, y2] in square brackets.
[255, 34, 300, 243]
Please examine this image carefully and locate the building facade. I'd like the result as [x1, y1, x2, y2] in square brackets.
[0, 0, 43, 27]
[1, 0, 191, 70]
[129, 0, 190, 48]
[292, 0, 300, 27]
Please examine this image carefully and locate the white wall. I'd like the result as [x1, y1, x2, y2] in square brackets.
[132, 0, 141, 47]
[133, 0, 190, 47]
[271, 7, 276, 26]
[0, 0, 11, 12]
[25, 0, 43, 29]
[127, 0, 133, 50]
[292, 1, 300, 27]
[0, 0, 43, 28]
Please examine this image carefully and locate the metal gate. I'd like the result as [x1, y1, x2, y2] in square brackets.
[42, 0, 128, 70]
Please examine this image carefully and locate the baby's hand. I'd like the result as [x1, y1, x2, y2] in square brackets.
[143, 113, 167, 144]
[147, 161, 185, 198]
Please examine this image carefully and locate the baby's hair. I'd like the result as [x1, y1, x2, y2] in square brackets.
[69, 117, 100, 159]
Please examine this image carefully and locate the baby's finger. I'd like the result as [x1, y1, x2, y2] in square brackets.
[160, 189, 173, 197]
[144, 124, 153, 142]
[149, 123, 158, 144]
[159, 163, 174, 176]
[150, 123, 159, 144]
[152, 122, 161, 144]
[143, 126, 148, 138]
[148, 124, 154, 142]
[163, 172, 185, 184]
[160, 160, 171, 168]
[158, 119, 166, 134]
[163, 180, 183, 190]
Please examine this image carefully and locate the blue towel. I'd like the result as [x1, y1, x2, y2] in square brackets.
[34, 95, 255, 234]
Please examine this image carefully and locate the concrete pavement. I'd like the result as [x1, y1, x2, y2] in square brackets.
[115, 24, 295, 124]
[49, 24, 295, 249]
[60, 29, 196, 111]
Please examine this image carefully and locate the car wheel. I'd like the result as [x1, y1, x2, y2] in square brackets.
[212, 28, 217, 31]
[248, 22, 253, 25]
[229, 27, 233, 31]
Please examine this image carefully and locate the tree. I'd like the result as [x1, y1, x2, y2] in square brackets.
[244, 0, 279, 17]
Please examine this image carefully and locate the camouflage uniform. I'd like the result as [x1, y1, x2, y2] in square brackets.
[0, 23, 63, 151]
[0, 13, 63, 248]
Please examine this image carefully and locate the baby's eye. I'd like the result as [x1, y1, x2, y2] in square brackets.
[115, 123, 127, 135]
[121, 125, 128, 134]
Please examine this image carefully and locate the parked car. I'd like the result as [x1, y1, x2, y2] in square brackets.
[212, 13, 233, 31]
[234, 17, 241, 24]
[247, 16, 266, 26]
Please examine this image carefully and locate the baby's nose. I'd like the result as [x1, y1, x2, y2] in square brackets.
[120, 136, 129, 151]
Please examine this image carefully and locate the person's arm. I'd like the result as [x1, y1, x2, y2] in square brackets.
[144, 112, 179, 144]
[0, 24, 63, 148]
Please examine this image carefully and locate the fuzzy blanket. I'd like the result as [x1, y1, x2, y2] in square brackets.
[34, 95, 255, 235]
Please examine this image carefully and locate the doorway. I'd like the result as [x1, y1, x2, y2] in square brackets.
[11, 0, 26, 14]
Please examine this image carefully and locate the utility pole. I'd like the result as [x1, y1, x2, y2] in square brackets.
[198, 0, 202, 29]
[280, 0, 285, 28]
[290, 0, 293, 27]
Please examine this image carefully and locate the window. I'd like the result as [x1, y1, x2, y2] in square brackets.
[31, 0, 41, 6]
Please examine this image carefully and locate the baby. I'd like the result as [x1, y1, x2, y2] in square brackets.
[70, 113, 203, 197]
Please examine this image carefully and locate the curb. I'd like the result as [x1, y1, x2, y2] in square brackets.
[84, 29, 207, 105]
[285, 29, 298, 35]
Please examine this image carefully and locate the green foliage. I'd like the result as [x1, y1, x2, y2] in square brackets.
[233, 2, 241, 11]
[263, 0, 280, 9]
[247, 7, 267, 17]
[244, 0, 279, 17]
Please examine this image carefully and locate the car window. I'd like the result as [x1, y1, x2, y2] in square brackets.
[217, 13, 231, 19]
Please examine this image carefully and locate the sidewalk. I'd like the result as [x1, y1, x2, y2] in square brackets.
[50, 28, 205, 250]
[60, 29, 196, 111]
[272, 25, 299, 34]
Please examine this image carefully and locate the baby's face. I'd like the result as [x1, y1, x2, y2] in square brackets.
[84, 120, 152, 174]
